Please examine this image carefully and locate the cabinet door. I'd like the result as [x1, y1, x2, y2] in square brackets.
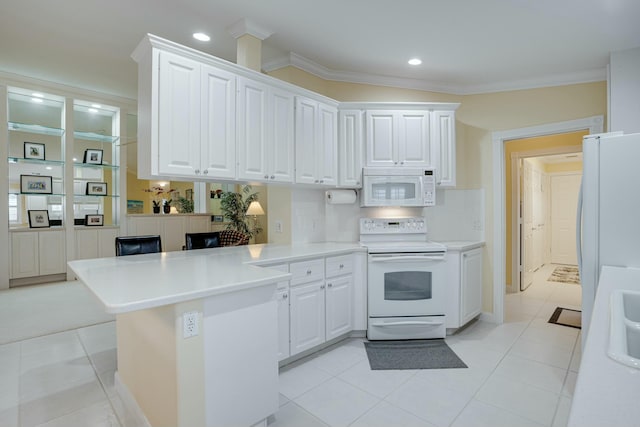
[269, 88, 295, 183]
[38, 230, 66, 275]
[398, 111, 431, 167]
[201, 65, 236, 179]
[98, 228, 120, 258]
[275, 289, 290, 361]
[338, 110, 364, 188]
[290, 281, 326, 356]
[10, 232, 39, 278]
[432, 110, 456, 187]
[157, 51, 201, 177]
[76, 229, 99, 260]
[317, 103, 338, 186]
[365, 111, 396, 167]
[295, 97, 318, 184]
[325, 275, 353, 341]
[237, 77, 269, 181]
[461, 248, 483, 325]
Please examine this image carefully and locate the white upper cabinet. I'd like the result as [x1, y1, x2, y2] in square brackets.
[431, 109, 456, 187]
[338, 110, 364, 188]
[295, 97, 338, 186]
[237, 77, 294, 183]
[156, 53, 236, 179]
[134, 37, 237, 181]
[366, 110, 430, 168]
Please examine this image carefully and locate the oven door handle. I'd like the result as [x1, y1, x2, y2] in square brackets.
[371, 320, 444, 327]
[369, 255, 445, 262]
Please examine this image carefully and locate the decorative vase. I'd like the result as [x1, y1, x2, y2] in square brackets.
[163, 205, 171, 214]
[153, 206, 160, 214]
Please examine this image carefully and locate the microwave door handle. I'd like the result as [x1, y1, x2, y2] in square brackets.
[370, 255, 445, 262]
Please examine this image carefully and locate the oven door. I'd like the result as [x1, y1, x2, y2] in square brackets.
[368, 252, 445, 317]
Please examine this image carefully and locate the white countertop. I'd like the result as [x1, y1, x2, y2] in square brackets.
[69, 242, 364, 314]
[568, 265, 640, 427]
[437, 240, 485, 251]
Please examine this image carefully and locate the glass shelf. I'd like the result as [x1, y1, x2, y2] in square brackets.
[74, 131, 119, 144]
[8, 157, 65, 166]
[9, 191, 65, 196]
[8, 121, 65, 137]
[73, 162, 119, 171]
[73, 194, 120, 198]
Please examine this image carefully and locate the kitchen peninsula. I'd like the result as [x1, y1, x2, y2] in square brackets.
[69, 242, 364, 427]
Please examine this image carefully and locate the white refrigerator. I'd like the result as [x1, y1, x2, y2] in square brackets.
[578, 131, 640, 342]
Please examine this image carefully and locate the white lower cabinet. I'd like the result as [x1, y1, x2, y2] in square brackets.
[75, 228, 120, 260]
[445, 247, 483, 329]
[290, 280, 326, 355]
[10, 230, 66, 279]
[276, 288, 291, 361]
[288, 255, 354, 358]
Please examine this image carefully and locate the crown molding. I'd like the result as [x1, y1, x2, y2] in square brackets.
[227, 18, 273, 41]
[263, 52, 607, 95]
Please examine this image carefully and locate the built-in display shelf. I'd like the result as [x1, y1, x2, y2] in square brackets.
[8, 121, 65, 137]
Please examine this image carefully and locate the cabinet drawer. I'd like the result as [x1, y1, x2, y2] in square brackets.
[325, 254, 353, 278]
[264, 263, 289, 290]
[290, 259, 324, 285]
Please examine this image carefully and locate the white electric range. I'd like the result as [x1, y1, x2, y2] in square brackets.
[360, 217, 447, 340]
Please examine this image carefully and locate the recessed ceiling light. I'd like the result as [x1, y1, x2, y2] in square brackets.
[408, 58, 422, 66]
[193, 32, 210, 42]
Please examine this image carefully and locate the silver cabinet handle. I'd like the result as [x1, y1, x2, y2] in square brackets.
[203, 170, 208, 174]
[195, 169, 200, 174]
[400, 161, 404, 165]
[319, 179, 324, 183]
[314, 180, 319, 183]
[327, 283, 332, 288]
[306, 269, 312, 275]
[356, 181, 360, 185]
[339, 264, 344, 269]
[270, 175, 275, 179]
[320, 284, 325, 289]
[264, 175, 269, 179]
[283, 293, 288, 299]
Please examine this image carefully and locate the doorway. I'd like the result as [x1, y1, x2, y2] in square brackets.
[516, 153, 582, 293]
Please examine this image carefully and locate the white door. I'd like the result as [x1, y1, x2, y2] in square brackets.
[157, 51, 201, 177]
[551, 173, 582, 265]
[522, 161, 534, 290]
[38, 230, 66, 275]
[289, 281, 325, 355]
[200, 65, 236, 179]
[325, 275, 353, 341]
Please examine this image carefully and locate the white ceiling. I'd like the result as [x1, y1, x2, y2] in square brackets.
[2, 0, 640, 100]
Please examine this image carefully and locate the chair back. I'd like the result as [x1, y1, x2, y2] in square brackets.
[218, 230, 249, 246]
[115, 235, 162, 256]
[185, 232, 221, 250]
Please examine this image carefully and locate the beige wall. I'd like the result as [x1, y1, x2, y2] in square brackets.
[546, 161, 583, 174]
[267, 66, 606, 314]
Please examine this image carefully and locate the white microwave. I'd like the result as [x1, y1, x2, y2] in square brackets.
[361, 168, 436, 207]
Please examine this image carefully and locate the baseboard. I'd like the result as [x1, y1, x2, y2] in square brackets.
[114, 372, 151, 427]
[479, 312, 496, 323]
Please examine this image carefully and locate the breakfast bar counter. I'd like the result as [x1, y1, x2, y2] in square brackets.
[68, 242, 363, 427]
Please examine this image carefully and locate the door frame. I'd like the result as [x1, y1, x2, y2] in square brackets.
[491, 116, 603, 324]
[510, 146, 581, 293]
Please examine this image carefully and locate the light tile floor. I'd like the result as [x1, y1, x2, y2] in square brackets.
[0, 263, 581, 427]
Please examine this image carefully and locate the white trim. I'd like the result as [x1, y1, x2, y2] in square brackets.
[262, 52, 607, 96]
[114, 372, 152, 427]
[227, 18, 274, 41]
[492, 116, 603, 324]
[479, 312, 495, 323]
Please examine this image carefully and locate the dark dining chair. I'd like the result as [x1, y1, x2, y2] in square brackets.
[185, 232, 221, 250]
[115, 235, 162, 256]
[218, 230, 249, 246]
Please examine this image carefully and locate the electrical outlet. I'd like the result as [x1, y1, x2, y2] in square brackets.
[275, 220, 283, 233]
[183, 311, 199, 338]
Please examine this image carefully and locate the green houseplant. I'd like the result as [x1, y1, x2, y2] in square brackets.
[219, 185, 263, 238]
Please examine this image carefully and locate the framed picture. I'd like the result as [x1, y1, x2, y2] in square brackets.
[86, 182, 107, 196]
[213, 215, 224, 222]
[83, 149, 103, 165]
[127, 199, 144, 214]
[28, 210, 50, 228]
[20, 174, 53, 194]
[85, 214, 104, 226]
[24, 142, 45, 160]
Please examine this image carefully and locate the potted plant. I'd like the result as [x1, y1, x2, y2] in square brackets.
[144, 186, 175, 214]
[219, 185, 263, 239]
[176, 196, 194, 213]
[152, 200, 161, 214]
[163, 199, 172, 214]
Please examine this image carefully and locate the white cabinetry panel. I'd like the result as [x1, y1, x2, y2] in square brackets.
[461, 248, 483, 325]
[10, 232, 39, 279]
[325, 275, 353, 341]
[432, 110, 456, 187]
[338, 110, 364, 188]
[290, 281, 326, 355]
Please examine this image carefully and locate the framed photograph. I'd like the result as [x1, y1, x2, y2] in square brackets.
[84, 214, 104, 226]
[86, 182, 107, 196]
[28, 210, 50, 228]
[83, 149, 103, 165]
[213, 215, 224, 222]
[127, 199, 144, 214]
[24, 142, 45, 160]
[20, 174, 53, 194]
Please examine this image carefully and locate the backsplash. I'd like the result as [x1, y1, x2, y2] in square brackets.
[423, 188, 485, 241]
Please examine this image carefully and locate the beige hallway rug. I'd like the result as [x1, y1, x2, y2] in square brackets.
[548, 265, 580, 285]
